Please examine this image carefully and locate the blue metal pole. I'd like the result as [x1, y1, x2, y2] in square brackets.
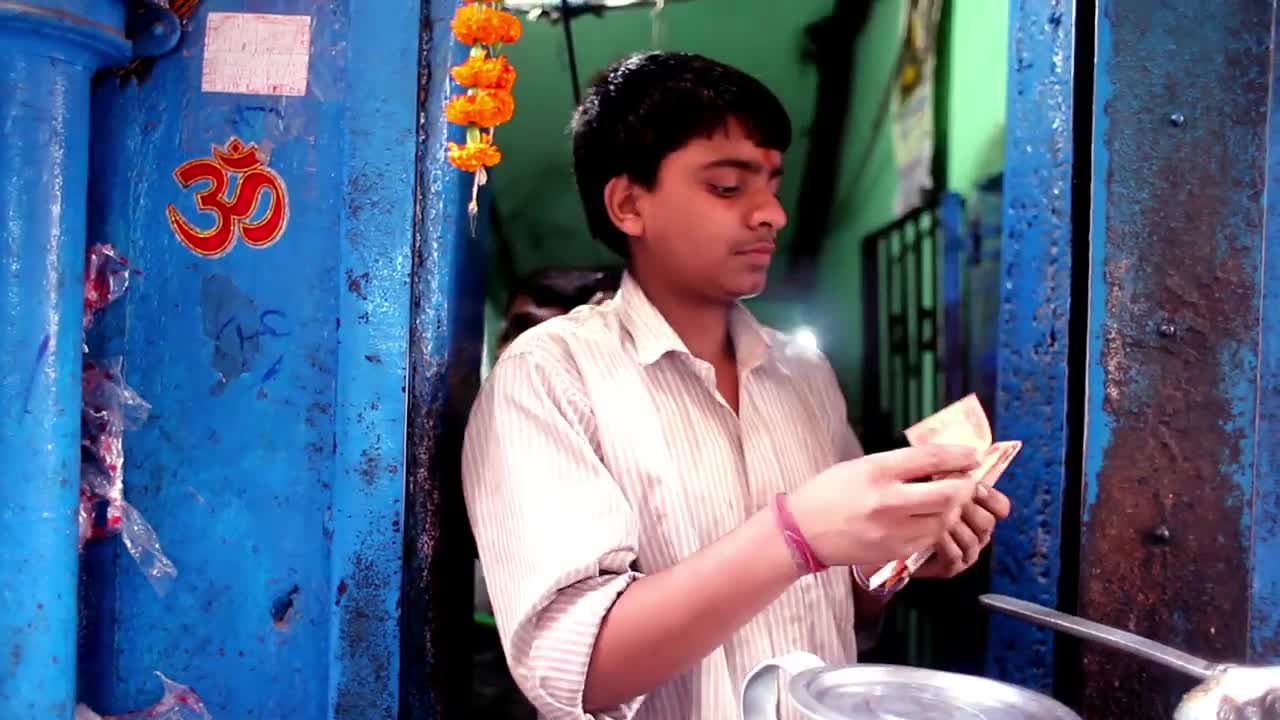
[401, 1, 491, 717]
[0, 2, 129, 717]
[984, 0, 1076, 695]
[1256, 0, 1280, 666]
[1080, 1, 1273, 716]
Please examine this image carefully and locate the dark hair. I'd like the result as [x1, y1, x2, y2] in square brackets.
[497, 266, 622, 350]
[570, 51, 792, 257]
[504, 266, 622, 313]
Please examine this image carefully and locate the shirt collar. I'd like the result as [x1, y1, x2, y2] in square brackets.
[615, 271, 778, 372]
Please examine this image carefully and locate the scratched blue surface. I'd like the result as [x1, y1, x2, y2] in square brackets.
[81, 1, 419, 716]
[400, 1, 490, 717]
[0, 3, 129, 718]
[1079, 1, 1273, 716]
[1078, 2, 1111, 528]
[1256, 4, 1280, 665]
[983, 0, 1075, 694]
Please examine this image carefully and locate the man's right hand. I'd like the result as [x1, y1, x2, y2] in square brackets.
[788, 445, 983, 567]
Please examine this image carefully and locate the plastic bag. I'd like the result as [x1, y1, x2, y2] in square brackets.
[84, 244, 131, 331]
[81, 357, 177, 595]
[75, 673, 211, 720]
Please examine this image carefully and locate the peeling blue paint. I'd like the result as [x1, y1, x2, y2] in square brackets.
[0, 2, 130, 718]
[1080, 1, 1274, 717]
[327, 0, 420, 713]
[984, 0, 1076, 694]
[79, 0, 420, 716]
[1080, 3, 1113, 526]
[1252, 3, 1280, 666]
[399, 2, 489, 718]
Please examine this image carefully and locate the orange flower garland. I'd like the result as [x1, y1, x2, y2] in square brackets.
[451, 2, 522, 46]
[446, 0, 521, 178]
[445, 89, 516, 129]
[448, 134, 502, 172]
[450, 55, 517, 91]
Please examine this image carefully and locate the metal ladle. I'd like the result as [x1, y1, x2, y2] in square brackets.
[980, 594, 1280, 720]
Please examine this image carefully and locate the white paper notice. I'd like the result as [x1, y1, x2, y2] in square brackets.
[201, 12, 312, 97]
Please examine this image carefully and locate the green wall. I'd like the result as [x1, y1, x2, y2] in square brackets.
[485, 0, 1009, 421]
[489, 0, 824, 271]
[811, 0, 1011, 414]
[946, 0, 1009, 199]
[810, 0, 906, 410]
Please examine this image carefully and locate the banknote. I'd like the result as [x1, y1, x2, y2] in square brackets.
[865, 394, 1020, 590]
[902, 393, 991, 449]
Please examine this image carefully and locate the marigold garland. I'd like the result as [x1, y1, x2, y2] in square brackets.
[445, 88, 516, 128]
[446, 0, 521, 216]
[447, 135, 503, 173]
[451, 3, 522, 46]
[450, 54, 517, 91]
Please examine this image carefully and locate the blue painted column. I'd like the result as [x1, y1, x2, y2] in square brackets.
[400, 1, 490, 716]
[0, 2, 128, 717]
[82, 0, 423, 715]
[1080, 0, 1274, 717]
[1255, 2, 1280, 667]
[984, 0, 1077, 696]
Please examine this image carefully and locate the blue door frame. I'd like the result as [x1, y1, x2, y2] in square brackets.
[1, 1, 484, 717]
[985, 0, 1078, 695]
[988, 2, 1280, 717]
[6, 0, 1279, 717]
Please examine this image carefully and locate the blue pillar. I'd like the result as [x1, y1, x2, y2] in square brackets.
[985, 0, 1077, 695]
[83, 0, 423, 714]
[0, 2, 128, 717]
[1080, 0, 1275, 717]
[1256, 1, 1280, 668]
[400, 0, 490, 716]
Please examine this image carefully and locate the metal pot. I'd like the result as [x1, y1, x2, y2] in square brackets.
[739, 651, 1082, 719]
[979, 594, 1280, 720]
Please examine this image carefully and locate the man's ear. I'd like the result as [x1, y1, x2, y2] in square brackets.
[603, 176, 645, 239]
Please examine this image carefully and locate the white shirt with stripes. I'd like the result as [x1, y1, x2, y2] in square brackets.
[463, 272, 865, 719]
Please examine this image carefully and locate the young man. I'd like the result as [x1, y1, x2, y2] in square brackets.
[462, 51, 1011, 719]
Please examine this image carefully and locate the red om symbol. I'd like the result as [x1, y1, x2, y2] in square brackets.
[166, 137, 289, 257]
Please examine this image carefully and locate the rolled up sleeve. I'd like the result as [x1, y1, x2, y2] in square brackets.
[463, 347, 645, 719]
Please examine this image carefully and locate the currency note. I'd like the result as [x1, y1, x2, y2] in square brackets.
[865, 395, 1019, 590]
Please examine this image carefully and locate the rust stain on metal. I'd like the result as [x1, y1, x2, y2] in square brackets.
[358, 447, 380, 488]
[345, 269, 370, 301]
[270, 585, 300, 630]
[333, 552, 396, 718]
[1080, 1, 1268, 716]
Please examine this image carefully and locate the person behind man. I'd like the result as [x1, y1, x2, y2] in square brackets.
[462, 51, 1011, 719]
[496, 267, 623, 356]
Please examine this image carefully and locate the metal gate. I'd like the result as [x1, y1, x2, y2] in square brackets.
[859, 186, 1004, 673]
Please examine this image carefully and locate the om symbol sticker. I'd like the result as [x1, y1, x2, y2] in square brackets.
[166, 137, 289, 258]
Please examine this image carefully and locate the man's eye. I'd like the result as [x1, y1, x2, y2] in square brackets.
[710, 184, 740, 197]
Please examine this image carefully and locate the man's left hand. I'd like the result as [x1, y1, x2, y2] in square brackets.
[914, 484, 1012, 579]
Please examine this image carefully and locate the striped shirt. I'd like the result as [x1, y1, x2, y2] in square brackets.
[462, 272, 865, 719]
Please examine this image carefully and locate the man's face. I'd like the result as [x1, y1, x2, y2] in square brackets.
[626, 120, 787, 302]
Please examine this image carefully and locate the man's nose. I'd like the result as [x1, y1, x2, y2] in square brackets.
[749, 191, 787, 232]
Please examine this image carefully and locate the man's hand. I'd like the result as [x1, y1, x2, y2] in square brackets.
[788, 445, 983, 567]
[914, 484, 1012, 579]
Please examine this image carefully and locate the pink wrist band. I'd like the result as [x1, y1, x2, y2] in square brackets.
[773, 493, 827, 575]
